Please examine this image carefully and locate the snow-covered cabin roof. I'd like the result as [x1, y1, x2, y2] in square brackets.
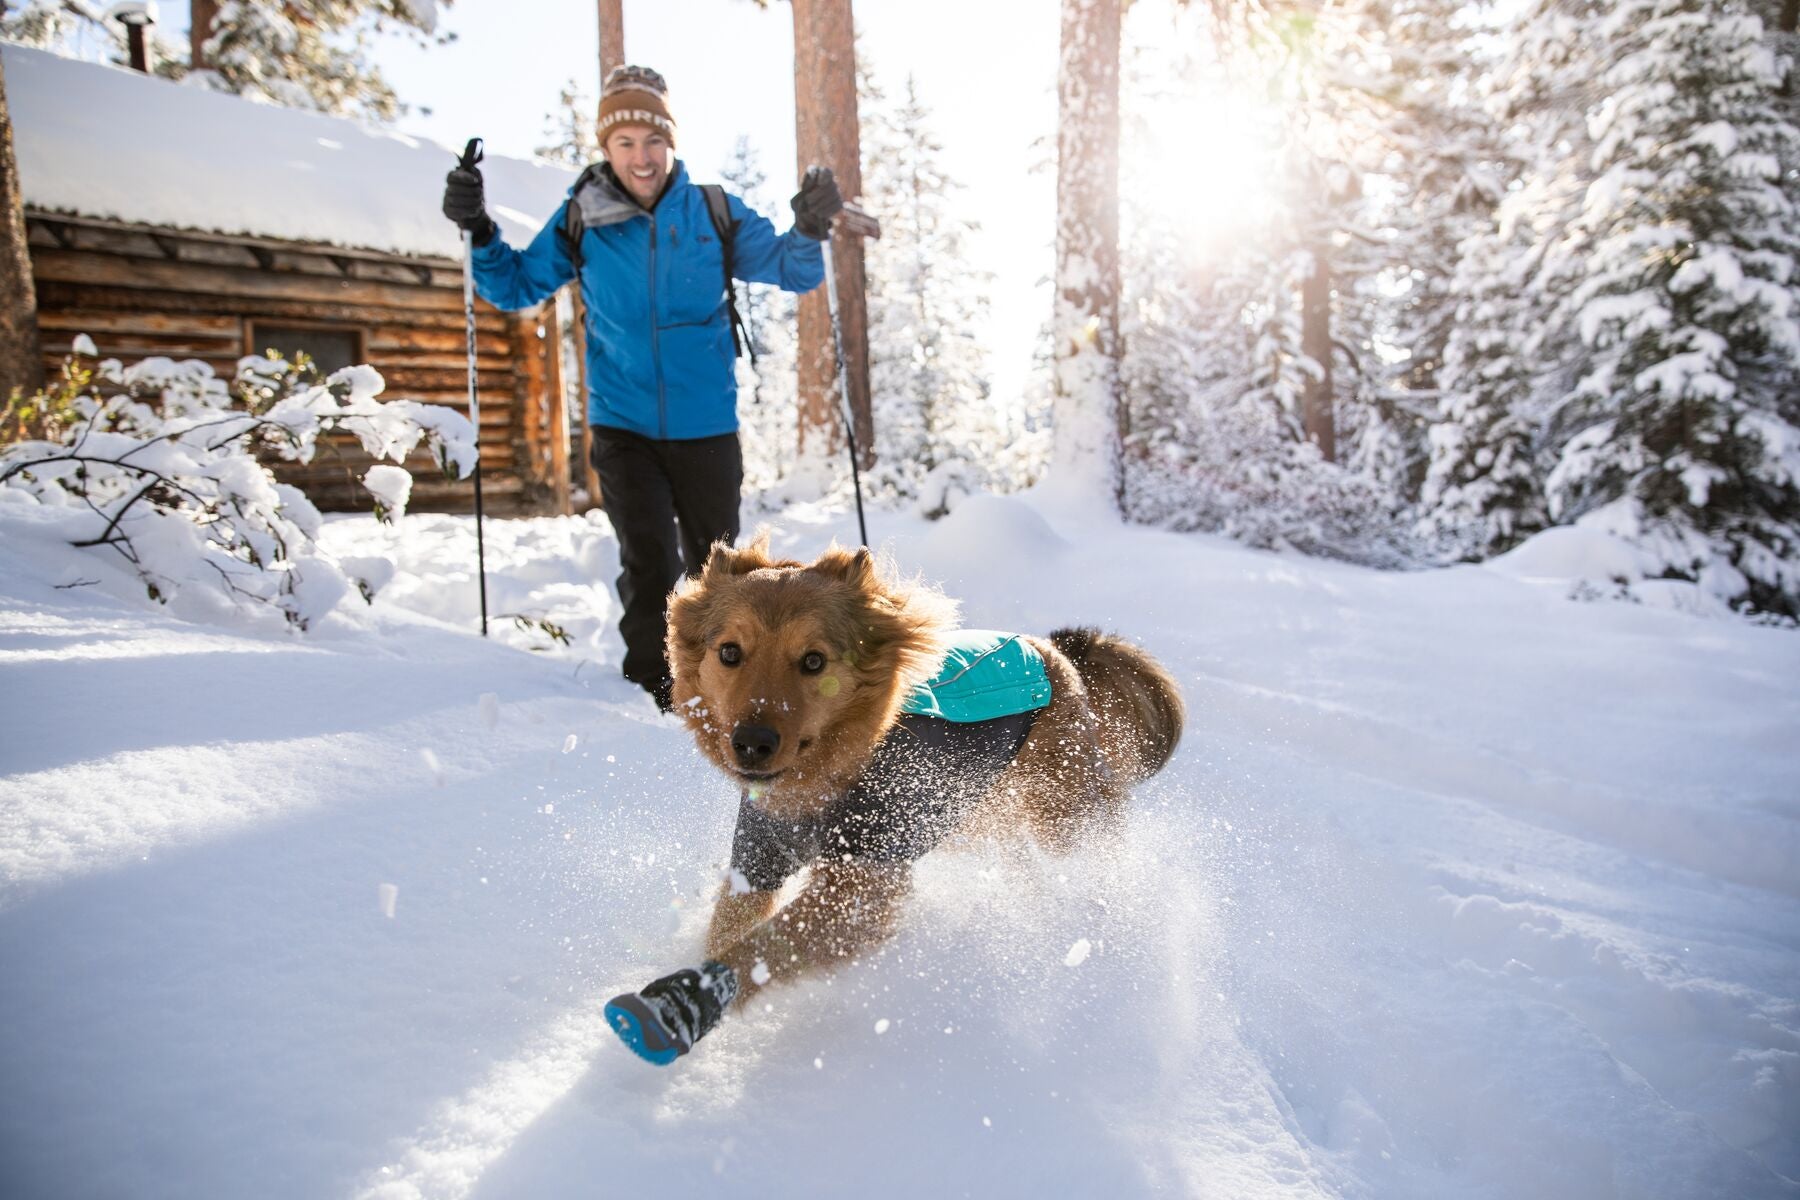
[5, 44, 576, 261]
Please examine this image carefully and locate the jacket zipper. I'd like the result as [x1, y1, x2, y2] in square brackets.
[648, 212, 667, 439]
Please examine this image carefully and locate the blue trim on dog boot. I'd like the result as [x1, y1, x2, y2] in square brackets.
[604, 993, 685, 1065]
[606, 961, 739, 1065]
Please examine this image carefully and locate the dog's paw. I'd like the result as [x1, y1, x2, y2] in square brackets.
[604, 992, 687, 1066]
[604, 961, 739, 1065]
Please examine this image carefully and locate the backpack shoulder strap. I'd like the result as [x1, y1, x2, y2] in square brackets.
[698, 184, 754, 365]
[557, 163, 608, 270]
[699, 184, 736, 260]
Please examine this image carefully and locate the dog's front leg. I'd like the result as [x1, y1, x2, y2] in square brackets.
[705, 882, 777, 959]
[713, 859, 911, 1001]
[604, 862, 909, 1065]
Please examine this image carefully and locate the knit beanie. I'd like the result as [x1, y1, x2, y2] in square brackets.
[597, 65, 676, 147]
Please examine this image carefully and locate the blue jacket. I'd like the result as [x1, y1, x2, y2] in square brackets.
[471, 161, 824, 440]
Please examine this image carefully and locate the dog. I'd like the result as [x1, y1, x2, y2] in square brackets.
[603, 538, 1185, 1064]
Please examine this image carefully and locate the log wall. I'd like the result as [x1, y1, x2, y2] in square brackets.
[26, 213, 574, 516]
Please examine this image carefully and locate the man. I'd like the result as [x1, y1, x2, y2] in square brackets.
[441, 65, 842, 710]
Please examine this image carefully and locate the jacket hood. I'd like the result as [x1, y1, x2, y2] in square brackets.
[573, 160, 689, 229]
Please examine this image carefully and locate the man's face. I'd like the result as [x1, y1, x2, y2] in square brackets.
[603, 126, 672, 208]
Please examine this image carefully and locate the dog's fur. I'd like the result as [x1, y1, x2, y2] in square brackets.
[666, 537, 1184, 1003]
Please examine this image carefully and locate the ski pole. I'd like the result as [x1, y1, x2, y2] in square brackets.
[820, 225, 870, 549]
[458, 136, 490, 637]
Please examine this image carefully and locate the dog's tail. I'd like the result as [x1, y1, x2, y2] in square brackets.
[1049, 627, 1185, 783]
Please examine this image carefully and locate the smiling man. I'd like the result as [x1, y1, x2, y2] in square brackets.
[442, 66, 842, 711]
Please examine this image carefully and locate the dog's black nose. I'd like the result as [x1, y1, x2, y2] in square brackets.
[731, 722, 781, 769]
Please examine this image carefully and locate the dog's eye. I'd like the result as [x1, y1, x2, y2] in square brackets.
[718, 642, 742, 667]
[800, 650, 826, 675]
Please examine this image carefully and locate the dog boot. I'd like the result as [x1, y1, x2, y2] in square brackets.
[605, 960, 739, 1065]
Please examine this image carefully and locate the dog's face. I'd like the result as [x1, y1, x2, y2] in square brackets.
[667, 539, 955, 814]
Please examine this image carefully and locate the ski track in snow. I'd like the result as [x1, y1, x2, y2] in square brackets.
[1, 501, 1797, 1199]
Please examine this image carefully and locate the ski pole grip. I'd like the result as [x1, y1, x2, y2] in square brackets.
[458, 137, 485, 172]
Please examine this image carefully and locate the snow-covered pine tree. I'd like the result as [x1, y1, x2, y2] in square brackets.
[1546, 0, 1800, 614]
[717, 136, 801, 495]
[859, 70, 994, 508]
[1421, 0, 1608, 558]
[1419, 221, 1553, 557]
[1111, 0, 1411, 561]
[1, 0, 184, 76]
[1372, 0, 1508, 399]
[190, 1, 451, 123]
[718, 136, 790, 374]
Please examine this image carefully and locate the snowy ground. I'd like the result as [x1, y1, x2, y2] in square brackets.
[1, 492, 1797, 1199]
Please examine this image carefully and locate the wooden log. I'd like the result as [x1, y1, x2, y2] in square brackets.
[379, 364, 517, 393]
[36, 310, 242, 337]
[37, 281, 517, 334]
[512, 311, 547, 490]
[543, 292, 572, 515]
[32, 221, 465, 288]
[33, 248, 472, 314]
[570, 289, 601, 509]
[365, 326, 515, 356]
[27, 211, 461, 271]
[42, 337, 239, 360]
[281, 438, 516, 473]
[364, 350, 518, 372]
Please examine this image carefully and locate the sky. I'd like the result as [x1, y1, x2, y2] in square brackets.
[368, 0, 1063, 404]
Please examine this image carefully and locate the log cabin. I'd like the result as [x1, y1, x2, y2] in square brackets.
[5, 43, 584, 516]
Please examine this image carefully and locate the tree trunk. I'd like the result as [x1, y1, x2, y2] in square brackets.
[0, 52, 43, 403]
[792, 0, 873, 467]
[597, 0, 624, 84]
[576, 0, 625, 508]
[1052, 0, 1124, 510]
[1783, 0, 1798, 33]
[1300, 246, 1336, 462]
[190, 0, 220, 68]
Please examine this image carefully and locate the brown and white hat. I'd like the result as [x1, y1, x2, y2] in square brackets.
[597, 65, 676, 147]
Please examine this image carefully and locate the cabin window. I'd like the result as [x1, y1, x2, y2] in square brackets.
[249, 323, 364, 378]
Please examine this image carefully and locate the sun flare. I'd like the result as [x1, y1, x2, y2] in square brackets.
[1135, 89, 1283, 253]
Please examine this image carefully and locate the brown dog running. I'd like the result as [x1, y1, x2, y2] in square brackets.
[602, 538, 1185, 1065]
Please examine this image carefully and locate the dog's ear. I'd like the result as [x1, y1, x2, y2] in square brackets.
[811, 544, 875, 590]
[699, 538, 766, 586]
[702, 529, 787, 585]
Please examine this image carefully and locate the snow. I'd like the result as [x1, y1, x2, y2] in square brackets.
[3, 43, 575, 258]
[1, 493, 1798, 1198]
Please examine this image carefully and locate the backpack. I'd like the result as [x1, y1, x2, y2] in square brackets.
[557, 168, 755, 364]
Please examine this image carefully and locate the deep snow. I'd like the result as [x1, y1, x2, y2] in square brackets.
[0, 492, 1796, 1199]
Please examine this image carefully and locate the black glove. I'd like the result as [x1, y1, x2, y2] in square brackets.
[791, 165, 844, 240]
[442, 166, 497, 247]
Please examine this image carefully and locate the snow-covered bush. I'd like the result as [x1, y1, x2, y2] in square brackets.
[0, 348, 475, 630]
[1126, 394, 1419, 567]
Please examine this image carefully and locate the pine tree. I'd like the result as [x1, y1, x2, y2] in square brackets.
[537, 80, 600, 168]
[1421, 0, 1608, 557]
[718, 136, 784, 367]
[1113, 0, 1415, 560]
[2, 0, 185, 76]
[717, 137, 801, 494]
[1420, 223, 1553, 556]
[1546, 0, 1800, 613]
[860, 71, 994, 506]
[190, 1, 452, 123]
[0, 47, 41, 402]
[1372, 0, 1509, 396]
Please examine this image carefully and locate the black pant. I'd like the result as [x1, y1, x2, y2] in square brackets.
[588, 425, 743, 691]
